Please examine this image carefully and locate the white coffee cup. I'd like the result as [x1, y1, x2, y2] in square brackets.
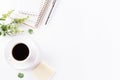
[5, 36, 41, 70]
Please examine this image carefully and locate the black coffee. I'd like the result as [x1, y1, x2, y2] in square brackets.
[12, 43, 29, 61]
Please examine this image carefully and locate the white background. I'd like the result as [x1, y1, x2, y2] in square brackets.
[0, 0, 120, 80]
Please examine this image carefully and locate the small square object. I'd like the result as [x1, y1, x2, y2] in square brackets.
[32, 62, 55, 80]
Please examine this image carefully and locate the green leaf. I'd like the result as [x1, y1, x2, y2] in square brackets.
[28, 29, 33, 34]
[18, 73, 24, 78]
[12, 16, 29, 24]
[2, 10, 14, 19]
[0, 32, 2, 36]
[1, 25, 8, 31]
[0, 18, 5, 21]
[3, 32, 6, 36]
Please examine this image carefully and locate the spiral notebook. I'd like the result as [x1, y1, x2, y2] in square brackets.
[11, 0, 51, 28]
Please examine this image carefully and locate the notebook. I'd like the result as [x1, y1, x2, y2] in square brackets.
[32, 62, 55, 80]
[10, 0, 51, 28]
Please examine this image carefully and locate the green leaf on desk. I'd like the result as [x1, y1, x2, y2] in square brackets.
[18, 73, 24, 78]
[28, 29, 33, 34]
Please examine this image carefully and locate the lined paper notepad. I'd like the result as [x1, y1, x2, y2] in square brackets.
[11, 0, 51, 28]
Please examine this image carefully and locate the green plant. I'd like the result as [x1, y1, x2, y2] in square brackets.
[0, 10, 33, 36]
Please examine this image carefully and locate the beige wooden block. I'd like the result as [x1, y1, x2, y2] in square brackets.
[32, 62, 54, 80]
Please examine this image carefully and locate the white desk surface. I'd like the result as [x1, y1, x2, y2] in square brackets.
[0, 0, 120, 80]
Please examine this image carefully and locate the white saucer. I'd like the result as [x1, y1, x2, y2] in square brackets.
[4, 36, 41, 70]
